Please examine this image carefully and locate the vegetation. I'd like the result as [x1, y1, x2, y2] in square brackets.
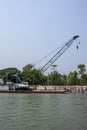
[0, 68, 21, 83]
[21, 64, 47, 85]
[0, 64, 87, 85]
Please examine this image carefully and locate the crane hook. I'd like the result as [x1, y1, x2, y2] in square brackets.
[76, 41, 80, 50]
[76, 45, 79, 50]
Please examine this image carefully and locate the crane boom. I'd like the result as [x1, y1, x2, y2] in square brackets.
[41, 35, 79, 73]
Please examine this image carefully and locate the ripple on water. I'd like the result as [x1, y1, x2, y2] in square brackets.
[0, 93, 87, 130]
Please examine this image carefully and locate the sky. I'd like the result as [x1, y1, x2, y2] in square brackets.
[0, 0, 87, 74]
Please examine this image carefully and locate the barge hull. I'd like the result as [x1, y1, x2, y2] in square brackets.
[0, 90, 66, 94]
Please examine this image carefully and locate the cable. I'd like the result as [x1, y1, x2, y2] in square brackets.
[34, 42, 66, 67]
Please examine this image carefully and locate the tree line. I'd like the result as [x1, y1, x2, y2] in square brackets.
[0, 64, 87, 86]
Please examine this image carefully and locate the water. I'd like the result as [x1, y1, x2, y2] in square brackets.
[0, 93, 87, 130]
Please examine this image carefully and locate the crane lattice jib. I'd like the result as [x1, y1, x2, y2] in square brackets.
[41, 35, 79, 73]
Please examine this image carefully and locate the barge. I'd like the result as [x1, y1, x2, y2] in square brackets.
[0, 89, 67, 94]
[0, 84, 70, 94]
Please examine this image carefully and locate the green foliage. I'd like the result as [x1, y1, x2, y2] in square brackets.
[68, 71, 79, 85]
[21, 64, 34, 83]
[22, 64, 33, 72]
[0, 68, 20, 77]
[0, 67, 21, 83]
[48, 71, 62, 85]
[78, 64, 86, 76]
[80, 74, 87, 85]
[77, 64, 87, 85]
[0, 63, 87, 85]
[61, 74, 67, 85]
[21, 64, 47, 85]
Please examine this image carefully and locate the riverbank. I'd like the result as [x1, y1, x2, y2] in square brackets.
[30, 85, 87, 93]
[0, 85, 87, 94]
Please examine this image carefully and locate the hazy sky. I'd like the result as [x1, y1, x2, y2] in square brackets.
[0, 0, 87, 74]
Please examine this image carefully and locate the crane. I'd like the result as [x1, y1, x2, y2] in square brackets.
[40, 35, 79, 73]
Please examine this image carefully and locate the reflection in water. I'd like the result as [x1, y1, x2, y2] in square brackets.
[0, 93, 87, 130]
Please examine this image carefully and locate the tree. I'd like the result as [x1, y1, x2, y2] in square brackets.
[0, 68, 21, 83]
[78, 64, 86, 76]
[30, 69, 47, 85]
[22, 64, 47, 85]
[77, 64, 87, 85]
[48, 71, 61, 85]
[21, 64, 33, 83]
[0, 68, 20, 78]
[28, 69, 41, 85]
[22, 64, 33, 72]
[61, 74, 68, 85]
[80, 74, 87, 85]
[68, 71, 79, 85]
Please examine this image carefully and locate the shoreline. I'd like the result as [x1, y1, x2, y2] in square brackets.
[0, 85, 87, 94]
[0, 89, 67, 94]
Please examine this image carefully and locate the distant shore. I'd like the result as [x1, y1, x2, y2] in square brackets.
[0, 85, 87, 94]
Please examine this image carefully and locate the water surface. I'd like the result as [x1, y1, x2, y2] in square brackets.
[0, 93, 87, 130]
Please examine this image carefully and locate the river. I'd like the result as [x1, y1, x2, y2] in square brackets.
[0, 92, 87, 130]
